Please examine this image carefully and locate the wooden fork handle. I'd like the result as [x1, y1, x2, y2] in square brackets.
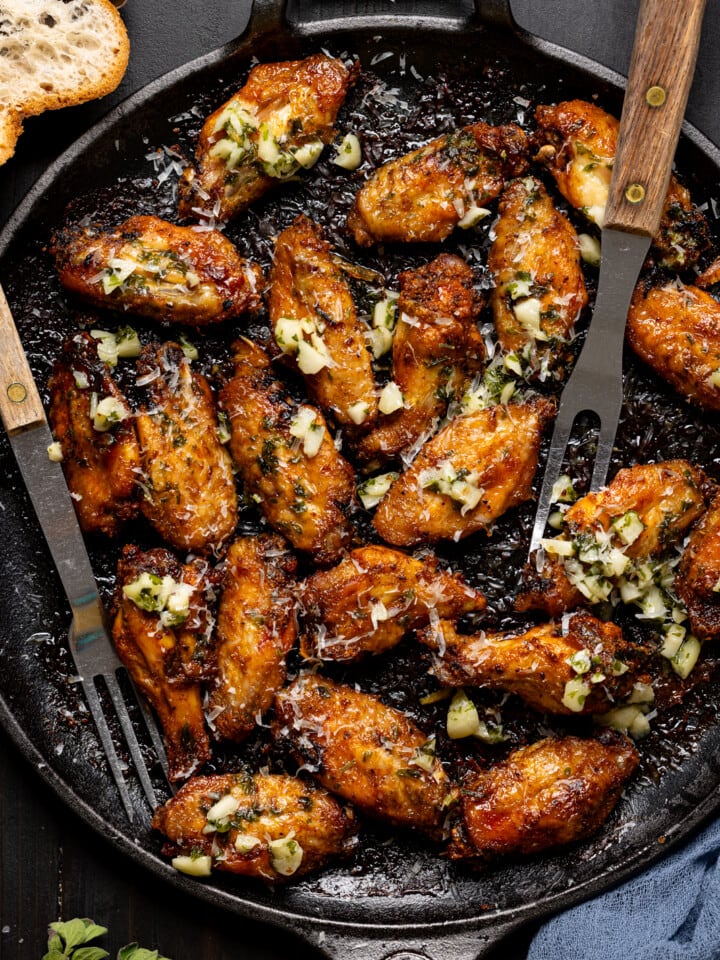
[0, 283, 46, 434]
[604, 0, 707, 236]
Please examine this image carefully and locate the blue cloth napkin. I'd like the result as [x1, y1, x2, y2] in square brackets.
[529, 817, 720, 960]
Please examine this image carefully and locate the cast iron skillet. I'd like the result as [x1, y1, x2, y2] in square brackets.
[2, 1, 720, 957]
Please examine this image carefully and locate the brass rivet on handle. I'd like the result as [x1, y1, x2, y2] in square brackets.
[625, 182, 646, 204]
[7, 382, 27, 404]
[646, 85, 667, 107]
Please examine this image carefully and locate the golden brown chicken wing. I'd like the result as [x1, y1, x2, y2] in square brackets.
[300, 544, 485, 663]
[152, 772, 358, 881]
[113, 545, 215, 780]
[534, 99, 709, 269]
[135, 343, 238, 554]
[178, 54, 353, 223]
[48, 332, 141, 537]
[626, 280, 720, 411]
[274, 674, 453, 838]
[52, 215, 263, 325]
[207, 535, 297, 742]
[517, 460, 709, 615]
[219, 338, 356, 565]
[347, 121, 528, 246]
[489, 176, 587, 366]
[421, 612, 644, 715]
[373, 397, 555, 548]
[675, 495, 720, 639]
[449, 733, 639, 861]
[268, 215, 378, 431]
[354, 254, 485, 469]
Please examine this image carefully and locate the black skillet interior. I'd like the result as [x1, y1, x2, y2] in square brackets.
[2, 0, 720, 952]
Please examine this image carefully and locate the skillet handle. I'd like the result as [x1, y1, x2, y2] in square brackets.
[474, 0, 516, 30]
[286, 0, 479, 34]
[295, 916, 528, 960]
[246, 0, 286, 36]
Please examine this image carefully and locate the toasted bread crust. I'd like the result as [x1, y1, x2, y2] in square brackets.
[0, 0, 129, 164]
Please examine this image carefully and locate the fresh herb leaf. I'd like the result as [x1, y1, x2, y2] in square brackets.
[44, 919, 172, 960]
[72, 948, 110, 960]
[118, 945, 171, 960]
[45, 920, 109, 959]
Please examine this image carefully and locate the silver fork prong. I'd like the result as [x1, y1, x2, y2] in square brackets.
[136, 696, 172, 785]
[82, 678, 136, 822]
[104, 672, 158, 810]
[591, 413, 622, 491]
[529, 405, 577, 554]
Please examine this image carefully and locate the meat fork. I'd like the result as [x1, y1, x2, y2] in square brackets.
[0, 283, 167, 821]
[530, 0, 708, 552]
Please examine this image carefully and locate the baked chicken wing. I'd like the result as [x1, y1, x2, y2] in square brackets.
[626, 280, 720, 411]
[268, 215, 378, 431]
[534, 99, 709, 269]
[219, 338, 356, 565]
[489, 176, 587, 367]
[354, 253, 485, 468]
[421, 611, 644, 715]
[48, 332, 140, 536]
[52, 215, 263, 325]
[135, 343, 238, 554]
[113, 545, 216, 780]
[373, 397, 555, 548]
[300, 544, 485, 663]
[449, 733, 639, 861]
[178, 53, 353, 223]
[347, 121, 528, 245]
[274, 673, 453, 838]
[152, 772, 358, 881]
[517, 460, 709, 615]
[208, 535, 298, 742]
[675, 495, 720, 639]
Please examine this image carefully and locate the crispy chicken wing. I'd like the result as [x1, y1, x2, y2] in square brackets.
[347, 121, 528, 246]
[48, 332, 141, 536]
[274, 673, 453, 838]
[152, 772, 358, 881]
[626, 280, 720, 411]
[534, 100, 709, 269]
[52, 215, 263, 325]
[354, 254, 485, 468]
[178, 54, 353, 223]
[675, 495, 720, 639]
[373, 397, 555, 548]
[135, 343, 238, 554]
[208, 536, 297, 742]
[517, 460, 709, 615]
[113, 545, 216, 780]
[268, 216, 378, 431]
[449, 733, 639, 861]
[489, 176, 587, 366]
[300, 544, 485, 663]
[421, 612, 644, 715]
[219, 339, 356, 565]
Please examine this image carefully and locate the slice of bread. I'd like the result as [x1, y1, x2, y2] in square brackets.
[0, 0, 130, 164]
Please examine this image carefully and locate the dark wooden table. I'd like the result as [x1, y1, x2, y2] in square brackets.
[3, 2, 720, 957]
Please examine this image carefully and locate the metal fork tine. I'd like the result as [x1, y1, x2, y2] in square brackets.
[81, 678, 136, 822]
[591, 415, 622, 491]
[529, 404, 577, 553]
[136, 696, 172, 784]
[104, 672, 158, 810]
